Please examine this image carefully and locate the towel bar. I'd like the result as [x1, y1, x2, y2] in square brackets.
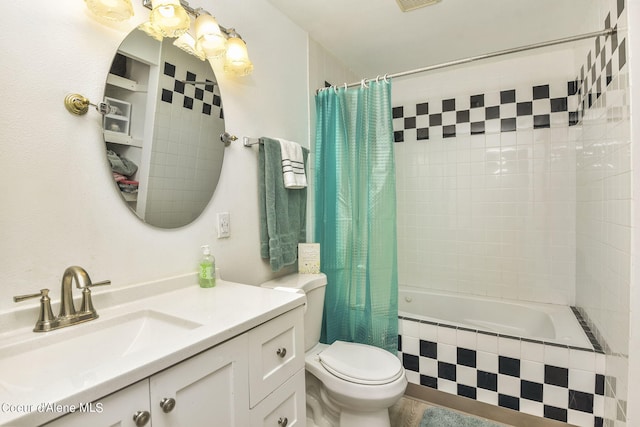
[243, 137, 261, 147]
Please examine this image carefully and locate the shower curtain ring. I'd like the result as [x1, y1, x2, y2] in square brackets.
[376, 75, 381, 83]
[360, 78, 369, 88]
[383, 73, 389, 83]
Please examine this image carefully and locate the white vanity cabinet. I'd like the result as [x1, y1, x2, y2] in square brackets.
[44, 335, 248, 427]
[250, 369, 306, 427]
[42, 306, 305, 427]
[44, 380, 150, 427]
[149, 333, 250, 427]
[249, 307, 306, 426]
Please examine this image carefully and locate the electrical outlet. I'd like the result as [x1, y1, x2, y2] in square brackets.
[217, 212, 230, 238]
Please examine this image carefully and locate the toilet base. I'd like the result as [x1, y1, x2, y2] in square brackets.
[306, 373, 339, 427]
[305, 371, 396, 427]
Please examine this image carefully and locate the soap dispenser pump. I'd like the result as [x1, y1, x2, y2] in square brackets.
[199, 245, 216, 288]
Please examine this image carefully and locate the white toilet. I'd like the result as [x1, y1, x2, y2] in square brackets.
[261, 273, 407, 427]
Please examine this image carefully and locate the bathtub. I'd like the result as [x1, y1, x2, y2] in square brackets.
[397, 286, 605, 424]
[398, 286, 592, 349]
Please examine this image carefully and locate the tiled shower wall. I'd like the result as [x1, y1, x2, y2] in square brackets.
[393, 0, 630, 425]
[393, 50, 581, 306]
[575, 0, 631, 425]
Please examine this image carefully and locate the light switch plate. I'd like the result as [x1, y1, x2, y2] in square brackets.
[217, 212, 230, 238]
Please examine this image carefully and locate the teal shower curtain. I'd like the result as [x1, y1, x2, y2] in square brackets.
[314, 80, 398, 353]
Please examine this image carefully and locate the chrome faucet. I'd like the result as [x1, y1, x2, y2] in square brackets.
[13, 266, 111, 332]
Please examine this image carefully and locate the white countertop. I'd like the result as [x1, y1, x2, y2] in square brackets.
[0, 274, 305, 426]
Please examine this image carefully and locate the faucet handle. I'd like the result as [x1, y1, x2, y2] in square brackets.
[88, 280, 111, 288]
[13, 289, 57, 332]
[79, 279, 111, 316]
[13, 289, 48, 302]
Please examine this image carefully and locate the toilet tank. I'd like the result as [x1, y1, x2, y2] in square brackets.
[261, 273, 327, 352]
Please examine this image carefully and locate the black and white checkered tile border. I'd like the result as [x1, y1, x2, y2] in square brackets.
[575, 0, 627, 118]
[398, 315, 606, 426]
[391, 7, 627, 143]
[160, 61, 224, 119]
[392, 82, 579, 143]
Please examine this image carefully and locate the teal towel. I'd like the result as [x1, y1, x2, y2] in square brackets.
[258, 137, 308, 271]
[420, 407, 503, 427]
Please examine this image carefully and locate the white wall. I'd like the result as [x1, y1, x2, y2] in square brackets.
[0, 0, 309, 310]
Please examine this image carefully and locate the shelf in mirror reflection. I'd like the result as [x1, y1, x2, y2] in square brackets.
[106, 73, 148, 92]
[122, 192, 138, 202]
[103, 131, 143, 148]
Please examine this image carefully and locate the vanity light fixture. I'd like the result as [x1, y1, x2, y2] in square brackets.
[85, 0, 134, 21]
[140, 0, 253, 75]
[86, 0, 254, 75]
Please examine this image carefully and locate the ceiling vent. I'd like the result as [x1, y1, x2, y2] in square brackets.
[395, 0, 441, 12]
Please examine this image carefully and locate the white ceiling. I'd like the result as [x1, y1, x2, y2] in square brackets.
[267, 0, 601, 78]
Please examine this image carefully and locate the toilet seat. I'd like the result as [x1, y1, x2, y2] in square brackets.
[319, 341, 403, 385]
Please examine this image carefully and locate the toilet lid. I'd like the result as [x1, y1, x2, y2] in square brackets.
[319, 341, 403, 385]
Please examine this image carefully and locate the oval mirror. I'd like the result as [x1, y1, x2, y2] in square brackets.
[103, 28, 225, 228]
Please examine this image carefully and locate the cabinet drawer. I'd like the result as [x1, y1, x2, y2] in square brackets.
[250, 369, 306, 427]
[249, 307, 304, 406]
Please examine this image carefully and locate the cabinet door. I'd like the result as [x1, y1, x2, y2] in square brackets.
[250, 369, 306, 427]
[248, 307, 305, 407]
[43, 380, 150, 427]
[149, 334, 250, 427]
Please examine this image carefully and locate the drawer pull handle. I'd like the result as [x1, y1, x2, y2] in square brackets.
[133, 410, 151, 426]
[160, 397, 176, 413]
[278, 416, 289, 426]
[276, 347, 287, 358]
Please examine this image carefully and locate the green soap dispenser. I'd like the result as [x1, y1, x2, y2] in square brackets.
[199, 245, 216, 288]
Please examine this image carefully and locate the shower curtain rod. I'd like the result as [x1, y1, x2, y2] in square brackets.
[325, 28, 614, 91]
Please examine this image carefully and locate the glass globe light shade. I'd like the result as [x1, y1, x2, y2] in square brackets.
[85, 0, 134, 21]
[195, 13, 227, 59]
[138, 21, 164, 41]
[224, 36, 254, 76]
[150, 0, 190, 38]
[174, 33, 206, 61]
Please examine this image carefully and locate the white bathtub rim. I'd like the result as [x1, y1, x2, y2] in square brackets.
[398, 285, 594, 350]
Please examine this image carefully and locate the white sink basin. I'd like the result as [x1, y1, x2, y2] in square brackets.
[0, 310, 202, 393]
